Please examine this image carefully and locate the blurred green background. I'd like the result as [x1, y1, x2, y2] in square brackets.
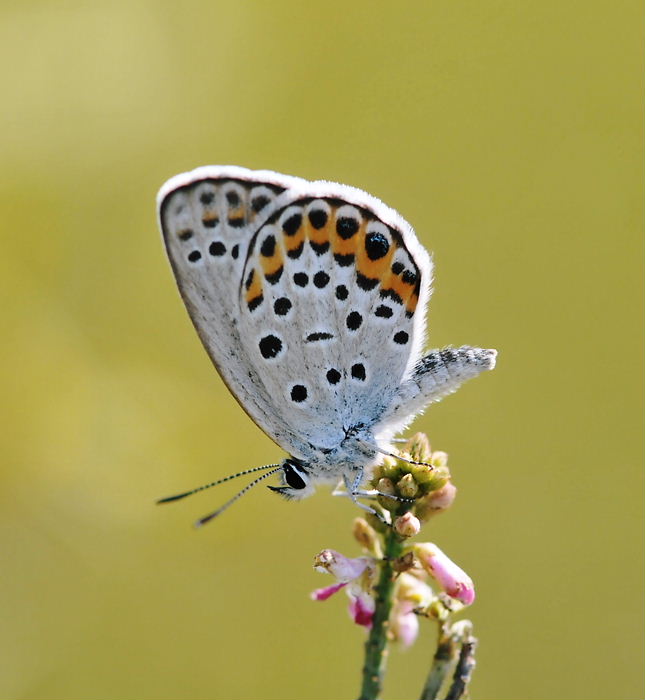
[1, 2, 642, 699]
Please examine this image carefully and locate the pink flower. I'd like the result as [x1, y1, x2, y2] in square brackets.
[390, 599, 419, 648]
[312, 549, 377, 627]
[389, 572, 435, 647]
[414, 543, 475, 606]
[311, 581, 347, 601]
[313, 549, 374, 582]
[348, 591, 376, 627]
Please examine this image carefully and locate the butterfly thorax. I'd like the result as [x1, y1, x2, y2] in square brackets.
[269, 425, 381, 500]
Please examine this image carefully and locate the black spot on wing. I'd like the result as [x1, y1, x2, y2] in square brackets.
[326, 368, 341, 385]
[247, 294, 264, 312]
[356, 273, 379, 291]
[346, 311, 363, 331]
[226, 190, 240, 206]
[313, 271, 330, 288]
[283, 213, 302, 236]
[265, 266, 283, 285]
[274, 297, 292, 316]
[293, 272, 308, 287]
[334, 253, 354, 267]
[380, 288, 402, 305]
[202, 216, 219, 228]
[209, 241, 226, 257]
[287, 241, 304, 259]
[375, 305, 393, 318]
[252, 194, 270, 212]
[309, 209, 328, 229]
[365, 232, 389, 260]
[402, 270, 417, 285]
[290, 384, 308, 403]
[260, 235, 276, 257]
[310, 240, 330, 255]
[259, 334, 283, 359]
[336, 217, 359, 239]
[306, 332, 334, 342]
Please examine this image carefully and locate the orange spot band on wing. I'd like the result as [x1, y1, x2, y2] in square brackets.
[380, 264, 419, 310]
[284, 226, 305, 255]
[307, 219, 330, 246]
[245, 268, 263, 304]
[260, 245, 283, 277]
[406, 288, 419, 315]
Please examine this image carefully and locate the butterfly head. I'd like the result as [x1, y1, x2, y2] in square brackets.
[267, 458, 315, 500]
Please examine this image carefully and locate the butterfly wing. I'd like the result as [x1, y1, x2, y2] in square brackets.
[158, 167, 433, 457]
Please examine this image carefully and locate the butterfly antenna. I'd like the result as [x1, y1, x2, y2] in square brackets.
[194, 466, 284, 527]
[156, 464, 280, 504]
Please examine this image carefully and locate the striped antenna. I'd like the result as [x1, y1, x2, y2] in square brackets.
[194, 466, 284, 527]
[156, 463, 281, 504]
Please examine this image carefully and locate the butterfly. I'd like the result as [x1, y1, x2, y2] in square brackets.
[156, 166, 496, 525]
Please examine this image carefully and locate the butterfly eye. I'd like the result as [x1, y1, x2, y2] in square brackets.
[283, 461, 308, 490]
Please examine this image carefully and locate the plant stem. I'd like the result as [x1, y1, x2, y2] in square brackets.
[418, 622, 477, 700]
[444, 633, 477, 700]
[357, 527, 405, 700]
[418, 624, 454, 700]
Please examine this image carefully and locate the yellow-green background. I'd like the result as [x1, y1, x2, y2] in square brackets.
[1, 2, 642, 699]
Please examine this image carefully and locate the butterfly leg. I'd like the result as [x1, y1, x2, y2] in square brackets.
[356, 439, 434, 468]
[333, 484, 414, 505]
[341, 473, 392, 526]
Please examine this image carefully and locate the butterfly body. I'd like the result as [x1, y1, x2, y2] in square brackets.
[157, 166, 496, 508]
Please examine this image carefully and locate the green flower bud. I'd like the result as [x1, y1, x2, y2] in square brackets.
[411, 464, 436, 486]
[405, 432, 432, 462]
[420, 466, 451, 494]
[380, 458, 402, 483]
[376, 477, 395, 495]
[397, 472, 419, 499]
[376, 477, 398, 511]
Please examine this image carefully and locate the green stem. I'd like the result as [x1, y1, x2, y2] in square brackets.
[418, 624, 454, 700]
[357, 527, 405, 700]
[418, 621, 477, 700]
